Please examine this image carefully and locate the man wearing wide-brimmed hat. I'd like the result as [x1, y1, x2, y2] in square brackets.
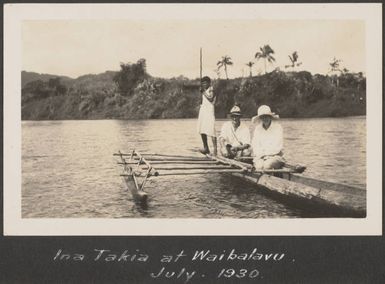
[197, 76, 217, 155]
[251, 105, 285, 170]
[218, 105, 251, 159]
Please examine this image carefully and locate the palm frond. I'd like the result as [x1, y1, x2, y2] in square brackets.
[246, 62, 254, 67]
[267, 55, 275, 62]
[292, 51, 298, 61]
[264, 45, 274, 54]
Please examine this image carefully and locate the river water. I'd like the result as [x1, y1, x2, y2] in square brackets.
[22, 117, 366, 218]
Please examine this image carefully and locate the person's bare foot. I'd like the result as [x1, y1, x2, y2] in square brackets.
[199, 148, 210, 155]
[294, 165, 306, 173]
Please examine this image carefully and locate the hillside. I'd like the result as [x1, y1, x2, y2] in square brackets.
[21, 61, 366, 120]
[21, 71, 74, 88]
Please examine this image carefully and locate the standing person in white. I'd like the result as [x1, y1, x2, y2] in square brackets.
[218, 105, 251, 159]
[251, 105, 285, 170]
[197, 76, 217, 155]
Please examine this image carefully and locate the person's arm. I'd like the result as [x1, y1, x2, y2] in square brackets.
[264, 124, 283, 157]
[240, 127, 251, 150]
[202, 86, 215, 102]
[232, 127, 250, 151]
[232, 144, 250, 152]
[251, 127, 263, 159]
[218, 137, 227, 149]
[218, 123, 228, 148]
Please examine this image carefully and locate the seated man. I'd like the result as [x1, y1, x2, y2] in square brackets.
[219, 106, 251, 159]
[251, 105, 285, 170]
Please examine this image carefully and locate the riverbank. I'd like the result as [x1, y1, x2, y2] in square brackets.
[21, 65, 366, 120]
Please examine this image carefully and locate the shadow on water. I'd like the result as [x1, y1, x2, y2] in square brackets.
[134, 200, 149, 213]
[22, 118, 366, 218]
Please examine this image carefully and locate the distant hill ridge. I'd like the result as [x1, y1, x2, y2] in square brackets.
[21, 70, 119, 88]
[21, 71, 75, 87]
[21, 63, 366, 120]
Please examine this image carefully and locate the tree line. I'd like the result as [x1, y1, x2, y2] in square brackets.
[21, 58, 366, 120]
[216, 44, 354, 80]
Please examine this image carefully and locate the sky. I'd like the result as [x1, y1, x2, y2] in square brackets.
[22, 19, 365, 79]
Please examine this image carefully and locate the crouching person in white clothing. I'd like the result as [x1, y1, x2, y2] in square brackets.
[219, 106, 251, 159]
[251, 105, 285, 170]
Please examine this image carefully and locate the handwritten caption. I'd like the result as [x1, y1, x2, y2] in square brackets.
[54, 248, 290, 283]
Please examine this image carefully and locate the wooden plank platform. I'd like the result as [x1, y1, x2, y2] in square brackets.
[115, 150, 366, 217]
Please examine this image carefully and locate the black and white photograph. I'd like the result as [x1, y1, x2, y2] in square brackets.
[3, 3, 382, 235]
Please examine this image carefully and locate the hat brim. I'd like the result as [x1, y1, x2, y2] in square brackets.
[229, 112, 242, 117]
[251, 113, 279, 123]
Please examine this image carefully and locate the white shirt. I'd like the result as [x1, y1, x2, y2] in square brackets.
[201, 86, 215, 109]
[251, 121, 283, 159]
[219, 121, 251, 147]
[197, 86, 216, 137]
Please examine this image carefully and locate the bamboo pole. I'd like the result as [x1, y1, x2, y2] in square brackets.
[121, 168, 246, 177]
[235, 156, 253, 161]
[134, 157, 210, 162]
[121, 167, 298, 176]
[234, 156, 306, 173]
[143, 160, 218, 164]
[143, 165, 235, 170]
[114, 152, 210, 161]
[122, 164, 234, 170]
[200, 47, 202, 82]
[134, 151, 151, 168]
[254, 169, 299, 174]
[118, 161, 219, 165]
[208, 155, 252, 171]
[114, 153, 205, 159]
[156, 170, 244, 176]
[141, 153, 204, 159]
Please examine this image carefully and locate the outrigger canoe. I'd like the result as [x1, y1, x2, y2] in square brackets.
[114, 150, 366, 217]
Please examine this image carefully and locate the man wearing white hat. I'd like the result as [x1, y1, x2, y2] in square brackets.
[218, 105, 251, 159]
[251, 105, 285, 170]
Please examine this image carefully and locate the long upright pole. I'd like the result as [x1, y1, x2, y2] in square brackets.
[200, 47, 202, 84]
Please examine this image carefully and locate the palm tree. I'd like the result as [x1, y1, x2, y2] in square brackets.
[255, 45, 275, 74]
[329, 57, 342, 73]
[285, 51, 302, 70]
[217, 56, 233, 80]
[329, 57, 343, 87]
[245, 61, 254, 77]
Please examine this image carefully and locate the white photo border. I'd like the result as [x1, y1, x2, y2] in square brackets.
[3, 3, 382, 235]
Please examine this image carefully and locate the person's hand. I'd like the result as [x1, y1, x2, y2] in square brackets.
[262, 154, 273, 160]
[231, 146, 239, 152]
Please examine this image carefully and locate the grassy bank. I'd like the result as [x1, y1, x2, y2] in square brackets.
[21, 62, 366, 120]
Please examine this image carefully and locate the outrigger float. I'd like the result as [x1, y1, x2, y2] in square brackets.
[114, 150, 366, 217]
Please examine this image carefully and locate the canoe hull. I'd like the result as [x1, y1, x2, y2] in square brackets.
[232, 172, 366, 217]
[122, 174, 148, 203]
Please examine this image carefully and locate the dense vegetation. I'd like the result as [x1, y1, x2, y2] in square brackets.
[21, 59, 366, 120]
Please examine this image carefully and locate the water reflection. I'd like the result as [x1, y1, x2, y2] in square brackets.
[22, 117, 366, 218]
